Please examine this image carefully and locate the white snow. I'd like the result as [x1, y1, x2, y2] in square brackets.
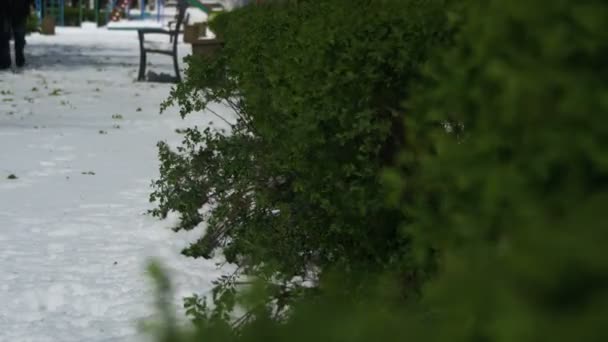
[107, 20, 165, 30]
[124, 6, 209, 25]
[108, 7, 209, 30]
[0, 27, 232, 341]
[186, 8, 210, 23]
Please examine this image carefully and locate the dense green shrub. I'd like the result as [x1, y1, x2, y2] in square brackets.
[152, 0, 451, 319]
[148, 0, 607, 341]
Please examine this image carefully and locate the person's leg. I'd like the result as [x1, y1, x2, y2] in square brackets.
[12, 17, 27, 67]
[0, 15, 11, 69]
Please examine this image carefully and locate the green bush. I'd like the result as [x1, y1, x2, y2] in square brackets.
[63, 7, 109, 27]
[149, 0, 607, 341]
[153, 0, 451, 319]
[26, 13, 38, 34]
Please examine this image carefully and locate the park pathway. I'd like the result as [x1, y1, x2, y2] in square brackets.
[0, 27, 229, 342]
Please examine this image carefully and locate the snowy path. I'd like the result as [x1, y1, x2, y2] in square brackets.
[0, 28, 227, 341]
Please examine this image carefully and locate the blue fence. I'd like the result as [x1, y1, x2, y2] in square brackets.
[37, 0, 66, 26]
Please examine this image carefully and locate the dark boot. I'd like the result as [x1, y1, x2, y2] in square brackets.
[12, 22, 26, 67]
[14, 40, 25, 67]
[0, 40, 10, 69]
[0, 20, 11, 69]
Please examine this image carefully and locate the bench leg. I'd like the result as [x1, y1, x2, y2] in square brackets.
[138, 51, 147, 81]
[138, 31, 146, 81]
[173, 52, 181, 82]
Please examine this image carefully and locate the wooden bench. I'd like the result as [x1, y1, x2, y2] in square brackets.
[137, 0, 188, 82]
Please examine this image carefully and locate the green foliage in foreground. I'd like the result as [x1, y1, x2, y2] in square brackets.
[148, 0, 608, 341]
[393, 0, 608, 340]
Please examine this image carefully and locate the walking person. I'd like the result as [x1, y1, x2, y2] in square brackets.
[0, 0, 35, 70]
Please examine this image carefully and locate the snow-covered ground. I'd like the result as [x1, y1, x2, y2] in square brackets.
[0, 28, 230, 341]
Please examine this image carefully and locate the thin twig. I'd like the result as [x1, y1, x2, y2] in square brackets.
[206, 106, 235, 128]
[232, 310, 254, 329]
